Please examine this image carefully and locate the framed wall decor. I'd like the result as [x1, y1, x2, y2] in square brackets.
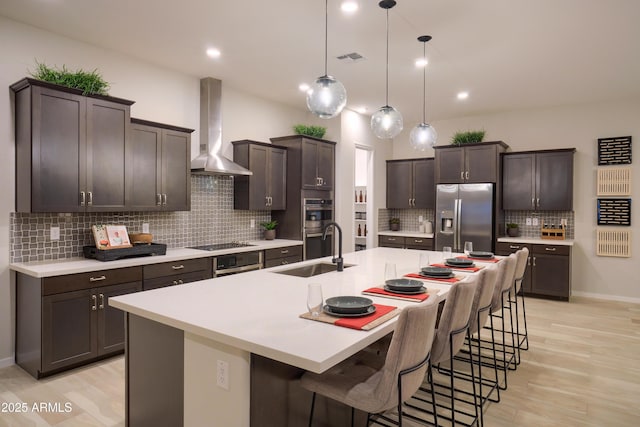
[597, 136, 632, 165]
[596, 198, 631, 226]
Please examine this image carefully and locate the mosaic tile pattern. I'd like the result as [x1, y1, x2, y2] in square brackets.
[378, 209, 435, 232]
[504, 210, 575, 239]
[10, 176, 271, 263]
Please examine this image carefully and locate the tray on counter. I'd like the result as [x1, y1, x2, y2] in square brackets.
[83, 243, 167, 261]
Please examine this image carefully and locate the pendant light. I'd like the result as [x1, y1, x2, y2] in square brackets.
[307, 0, 347, 119]
[410, 35, 438, 150]
[371, 0, 403, 139]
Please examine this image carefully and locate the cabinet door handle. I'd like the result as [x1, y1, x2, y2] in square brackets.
[536, 198, 540, 208]
[157, 194, 162, 206]
[91, 295, 97, 311]
[460, 171, 464, 180]
[532, 198, 535, 208]
[162, 194, 167, 205]
[98, 294, 105, 310]
[172, 265, 185, 270]
[509, 245, 520, 250]
[89, 275, 106, 282]
[412, 198, 416, 206]
[265, 196, 270, 206]
[80, 191, 86, 207]
[280, 249, 289, 254]
[465, 171, 469, 180]
[533, 256, 536, 266]
[545, 247, 557, 252]
[87, 191, 93, 206]
[527, 256, 531, 266]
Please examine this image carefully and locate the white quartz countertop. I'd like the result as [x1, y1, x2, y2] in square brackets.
[10, 239, 303, 278]
[378, 231, 435, 239]
[497, 237, 574, 246]
[110, 247, 484, 374]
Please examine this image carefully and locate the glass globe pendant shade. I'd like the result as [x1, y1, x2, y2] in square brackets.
[306, 75, 347, 119]
[410, 122, 437, 151]
[371, 105, 403, 139]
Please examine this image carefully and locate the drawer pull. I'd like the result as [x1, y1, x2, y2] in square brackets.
[172, 265, 185, 270]
[91, 295, 97, 311]
[280, 249, 289, 254]
[172, 280, 179, 286]
[89, 275, 106, 282]
[509, 245, 520, 249]
[98, 294, 105, 310]
[414, 239, 423, 243]
[388, 238, 396, 241]
[282, 260, 289, 265]
[545, 247, 557, 252]
[177, 280, 184, 285]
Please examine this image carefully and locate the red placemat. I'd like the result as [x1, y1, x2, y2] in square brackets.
[404, 273, 461, 283]
[362, 286, 430, 302]
[458, 255, 500, 263]
[335, 304, 398, 330]
[431, 263, 482, 272]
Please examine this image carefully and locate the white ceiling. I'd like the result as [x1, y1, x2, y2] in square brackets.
[2, 0, 639, 124]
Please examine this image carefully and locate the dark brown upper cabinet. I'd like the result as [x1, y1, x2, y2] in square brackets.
[128, 119, 193, 211]
[386, 158, 435, 209]
[502, 149, 575, 211]
[12, 78, 134, 213]
[434, 141, 508, 184]
[232, 140, 287, 210]
[270, 135, 335, 191]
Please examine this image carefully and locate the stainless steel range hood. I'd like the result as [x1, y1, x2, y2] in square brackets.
[191, 77, 252, 176]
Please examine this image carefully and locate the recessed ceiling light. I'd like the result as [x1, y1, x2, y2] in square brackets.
[206, 48, 221, 58]
[415, 57, 428, 68]
[298, 83, 310, 92]
[341, 1, 359, 13]
[457, 91, 469, 100]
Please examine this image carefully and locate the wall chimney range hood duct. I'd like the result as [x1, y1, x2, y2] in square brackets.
[191, 77, 252, 176]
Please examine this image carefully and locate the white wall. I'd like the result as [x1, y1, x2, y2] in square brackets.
[393, 100, 639, 301]
[0, 16, 340, 366]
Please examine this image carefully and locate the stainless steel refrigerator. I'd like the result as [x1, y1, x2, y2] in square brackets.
[435, 183, 495, 252]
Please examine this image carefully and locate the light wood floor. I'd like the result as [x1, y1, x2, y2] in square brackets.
[1, 296, 639, 426]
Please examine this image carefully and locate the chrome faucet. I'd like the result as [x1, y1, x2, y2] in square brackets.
[322, 222, 343, 272]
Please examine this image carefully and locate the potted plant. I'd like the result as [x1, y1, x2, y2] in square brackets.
[506, 223, 520, 237]
[260, 220, 278, 240]
[293, 124, 326, 139]
[389, 217, 400, 231]
[451, 130, 486, 145]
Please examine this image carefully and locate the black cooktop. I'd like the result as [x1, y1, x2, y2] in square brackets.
[189, 242, 254, 251]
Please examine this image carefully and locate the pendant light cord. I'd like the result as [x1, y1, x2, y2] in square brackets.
[324, 0, 328, 76]
[385, 8, 390, 106]
[422, 41, 426, 123]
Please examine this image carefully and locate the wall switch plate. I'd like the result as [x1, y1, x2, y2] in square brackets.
[250, 219, 255, 228]
[561, 218, 567, 226]
[216, 360, 229, 390]
[526, 218, 532, 226]
[50, 227, 60, 241]
[418, 215, 424, 223]
[532, 218, 539, 226]
[142, 223, 150, 233]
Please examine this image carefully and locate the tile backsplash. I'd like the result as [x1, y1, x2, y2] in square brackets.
[10, 175, 271, 263]
[378, 209, 435, 232]
[504, 210, 574, 239]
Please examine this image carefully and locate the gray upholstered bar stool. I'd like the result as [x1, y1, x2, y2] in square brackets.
[510, 247, 530, 364]
[300, 296, 440, 427]
[482, 254, 518, 390]
[407, 276, 479, 426]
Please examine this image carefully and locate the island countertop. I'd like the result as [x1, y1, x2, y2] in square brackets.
[110, 247, 466, 373]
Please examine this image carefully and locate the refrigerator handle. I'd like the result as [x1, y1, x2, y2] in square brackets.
[456, 199, 463, 250]
[453, 198, 460, 251]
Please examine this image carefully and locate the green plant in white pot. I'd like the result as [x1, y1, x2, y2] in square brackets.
[260, 220, 278, 240]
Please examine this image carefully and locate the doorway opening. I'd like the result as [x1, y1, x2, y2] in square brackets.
[354, 146, 373, 251]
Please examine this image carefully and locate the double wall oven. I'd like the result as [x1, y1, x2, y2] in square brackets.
[303, 197, 333, 260]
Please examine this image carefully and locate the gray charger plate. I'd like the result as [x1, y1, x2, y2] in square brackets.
[323, 305, 376, 317]
[383, 285, 426, 295]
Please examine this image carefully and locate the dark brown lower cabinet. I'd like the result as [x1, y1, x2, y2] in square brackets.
[378, 235, 434, 250]
[496, 241, 571, 300]
[264, 245, 303, 268]
[142, 257, 212, 290]
[17, 267, 143, 378]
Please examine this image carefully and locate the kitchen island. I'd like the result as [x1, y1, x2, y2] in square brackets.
[109, 247, 460, 427]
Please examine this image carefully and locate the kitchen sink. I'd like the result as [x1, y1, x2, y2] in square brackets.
[274, 262, 355, 278]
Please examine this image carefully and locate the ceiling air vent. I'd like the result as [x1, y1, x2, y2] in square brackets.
[337, 52, 365, 62]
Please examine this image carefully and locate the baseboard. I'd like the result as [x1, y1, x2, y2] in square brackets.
[0, 355, 15, 369]
[571, 291, 640, 304]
